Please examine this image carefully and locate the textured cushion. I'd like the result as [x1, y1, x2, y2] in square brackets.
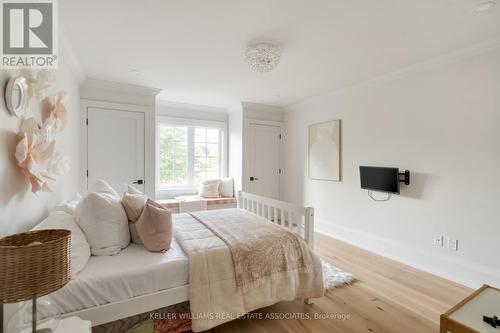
[219, 178, 234, 197]
[122, 185, 148, 244]
[75, 180, 130, 256]
[147, 198, 165, 209]
[129, 222, 142, 245]
[92, 179, 119, 196]
[199, 180, 221, 198]
[122, 191, 148, 222]
[135, 201, 172, 252]
[203, 179, 220, 186]
[54, 192, 82, 215]
[33, 211, 90, 278]
[126, 184, 143, 195]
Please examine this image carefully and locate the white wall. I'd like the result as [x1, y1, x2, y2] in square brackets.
[0, 54, 82, 237]
[282, 48, 500, 288]
[228, 103, 243, 192]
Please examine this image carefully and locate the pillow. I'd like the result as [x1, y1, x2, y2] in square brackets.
[126, 184, 143, 195]
[92, 179, 120, 196]
[75, 180, 130, 256]
[54, 192, 82, 215]
[121, 185, 148, 244]
[122, 189, 148, 222]
[33, 211, 90, 278]
[203, 179, 220, 186]
[129, 222, 142, 245]
[135, 200, 172, 252]
[199, 180, 221, 198]
[219, 178, 234, 197]
[147, 198, 165, 209]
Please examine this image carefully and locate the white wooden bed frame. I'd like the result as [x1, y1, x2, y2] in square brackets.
[4, 192, 315, 329]
[237, 191, 315, 250]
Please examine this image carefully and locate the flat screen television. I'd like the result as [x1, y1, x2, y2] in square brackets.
[360, 166, 400, 194]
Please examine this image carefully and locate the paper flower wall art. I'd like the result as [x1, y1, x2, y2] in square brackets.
[27, 70, 57, 102]
[44, 92, 68, 132]
[15, 117, 68, 193]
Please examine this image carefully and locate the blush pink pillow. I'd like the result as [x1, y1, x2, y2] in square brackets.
[135, 201, 172, 252]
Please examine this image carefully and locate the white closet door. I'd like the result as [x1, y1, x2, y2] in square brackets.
[247, 123, 281, 199]
[87, 107, 145, 193]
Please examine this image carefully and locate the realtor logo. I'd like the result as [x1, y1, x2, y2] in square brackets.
[1, 0, 58, 68]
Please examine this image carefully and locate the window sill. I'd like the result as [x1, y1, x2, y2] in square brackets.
[157, 197, 237, 209]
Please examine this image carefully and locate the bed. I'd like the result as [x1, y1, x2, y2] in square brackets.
[6, 192, 319, 332]
[37, 239, 189, 323]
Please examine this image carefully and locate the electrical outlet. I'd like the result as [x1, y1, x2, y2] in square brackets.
[433, 235, 443, 247]
[448, 238, 458, 251]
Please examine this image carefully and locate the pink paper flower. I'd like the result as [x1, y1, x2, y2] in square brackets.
[45, 92, 67, 132]
[28, 70, 57, 102]
[15, 117, 61, 193]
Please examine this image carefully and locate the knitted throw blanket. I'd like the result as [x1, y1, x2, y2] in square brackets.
[190, 208, 308, 291]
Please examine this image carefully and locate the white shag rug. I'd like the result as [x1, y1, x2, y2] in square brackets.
[322, 259, 354, 290]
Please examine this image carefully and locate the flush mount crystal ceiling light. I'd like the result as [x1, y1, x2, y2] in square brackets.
[245, 41, 281, 73]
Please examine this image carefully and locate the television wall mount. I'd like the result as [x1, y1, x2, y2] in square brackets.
[399, 170, 410, 185]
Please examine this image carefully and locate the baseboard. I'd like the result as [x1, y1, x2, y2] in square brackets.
[315, 219, 500, 289]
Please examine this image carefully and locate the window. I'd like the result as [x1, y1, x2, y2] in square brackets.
[157, 117, 226, 195]
[158, 126, 188, 186]
[194, 128, 221, 183]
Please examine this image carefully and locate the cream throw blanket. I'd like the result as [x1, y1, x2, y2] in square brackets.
[190, 209, 309, 291]
[173, 208, 324, 332]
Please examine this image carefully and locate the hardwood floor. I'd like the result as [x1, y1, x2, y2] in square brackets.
[213, 232, 472, 333]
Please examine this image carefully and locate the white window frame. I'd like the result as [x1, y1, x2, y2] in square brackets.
[156, 116, 227, 199]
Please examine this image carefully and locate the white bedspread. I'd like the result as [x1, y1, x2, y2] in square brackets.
[39, 239, 189, 318]
[173, 210, 324, 332]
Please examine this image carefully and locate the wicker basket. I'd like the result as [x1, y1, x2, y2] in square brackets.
[0, 229, 71, 303]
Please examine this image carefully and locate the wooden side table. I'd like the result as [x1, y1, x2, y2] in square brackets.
[441, 284, 500, 333]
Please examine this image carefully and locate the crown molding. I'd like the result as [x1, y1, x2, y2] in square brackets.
[287, 35, 500, 110]
[82, 79, 162, 97]
[241, 101, 285, 113]
[156, 100, 227, 113]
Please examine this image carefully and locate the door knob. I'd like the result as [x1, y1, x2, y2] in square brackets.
[249, 177, 258, 181]
[132, 179, 144, 185]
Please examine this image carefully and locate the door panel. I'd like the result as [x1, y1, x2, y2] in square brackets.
[247, 123, 280, 199]
[87, 107, 145, 193]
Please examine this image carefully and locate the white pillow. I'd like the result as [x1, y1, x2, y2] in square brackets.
[75, 180, 130, 256]
[199, 180, 221, 198]
[122, 190, 147, 222]
[219, 178, 234, 197]
[92, 179, 120, 196]
[126, 184, 143, 195]
[202, 179, 221, 185]
[33, 211, 90, 278]
[54, 192, 82, 215]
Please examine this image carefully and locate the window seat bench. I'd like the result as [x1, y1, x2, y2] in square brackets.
[157, 197, 237, 213]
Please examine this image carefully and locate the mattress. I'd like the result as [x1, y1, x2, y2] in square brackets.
[39, 238, 189, 317]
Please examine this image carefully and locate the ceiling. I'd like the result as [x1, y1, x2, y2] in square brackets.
[61, 0, 500, 108]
